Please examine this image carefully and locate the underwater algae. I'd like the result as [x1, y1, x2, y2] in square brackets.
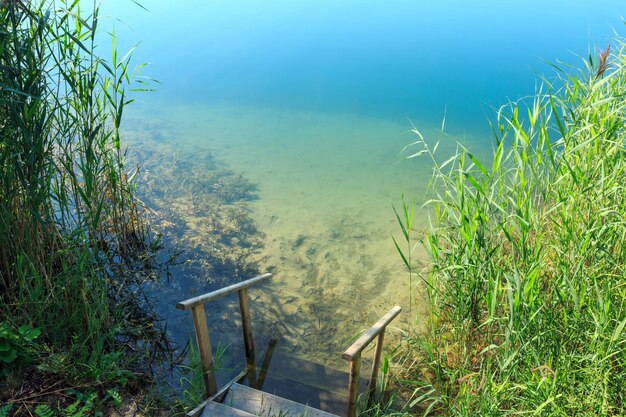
[120, 104, 420, 370]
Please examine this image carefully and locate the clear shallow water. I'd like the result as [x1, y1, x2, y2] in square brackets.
[101, 0, 624, 386]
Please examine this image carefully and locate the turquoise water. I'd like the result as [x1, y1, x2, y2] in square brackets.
[107, 0, 623, 130]
[102, 0, 624, 381]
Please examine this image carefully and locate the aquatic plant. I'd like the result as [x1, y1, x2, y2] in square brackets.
[396, 38, 626, 415]
[131, 142, 265, 285]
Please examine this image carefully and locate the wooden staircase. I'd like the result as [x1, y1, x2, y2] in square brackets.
[215, 382, 339, 417]
[177, 273, 401, 417]
[247, 350, 369, 415]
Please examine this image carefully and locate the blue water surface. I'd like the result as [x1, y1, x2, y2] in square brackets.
[105, 0, 624, 134]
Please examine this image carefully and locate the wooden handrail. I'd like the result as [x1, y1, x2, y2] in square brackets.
[342, 306, 402, 417]
[177, 273, 272, 310]
[176, 273, 273, 398]
[342, 306, 402, 360]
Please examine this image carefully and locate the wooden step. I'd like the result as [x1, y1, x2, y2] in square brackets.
[253, 372, 348, 416]
[232, 350, 372, 415]
[200, 400, 257, 417]
[224, 383, 340, 417]
[239, 350, 368, 415]
[259, 350, 368, 395]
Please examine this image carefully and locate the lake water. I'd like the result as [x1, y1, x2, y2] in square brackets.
[100, 0, 624, 389]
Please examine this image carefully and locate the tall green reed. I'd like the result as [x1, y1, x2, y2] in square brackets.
[0, 0, 153, 377]
[396, 39, 626, 416]
[393, 194, 417, 316]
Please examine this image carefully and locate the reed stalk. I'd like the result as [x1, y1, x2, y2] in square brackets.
[0, 0, 155, 385]
[396, 38, 626, 416]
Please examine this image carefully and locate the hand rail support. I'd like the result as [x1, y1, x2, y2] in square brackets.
[191, 303, 218, 397]
[177, 273, 273, 398]
[342, 306, 402, 417]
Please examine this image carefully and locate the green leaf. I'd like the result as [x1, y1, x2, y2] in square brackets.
[0, 349, 18, 363]
[612, 316, 626, 342]
[468, 152, 488, 176]
[392, 236, 410, 270]
[106, 388, 123, 408]
[0, 403, 14, 417]
[34, 404, 53, 417]
[130, 0, 150, 12]
[406, 149, 427, 158]
[464, 172, 484, 194]
[19, 325, 41, 342]
[393, 205, 409, 241]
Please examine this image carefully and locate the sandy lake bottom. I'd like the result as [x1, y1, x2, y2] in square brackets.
[121, 101, 478, 372]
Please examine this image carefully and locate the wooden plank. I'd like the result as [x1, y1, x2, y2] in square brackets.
[225, 383, 340, 417]
[207, 369, 248, 404]
[238, 287, 257, 387]
[177, 273, 272, 310]
[259, 349, 367, 395]
[192, 304, 218, 397]
[367, 330, 386, 404]
[200, 401, 257, 417]
[342, 306, 401, 361]
[188, 368, 248, 416]
[186, 399, 208, 417]
[346, 355, 362, 417]
[251, 369, 351, 415]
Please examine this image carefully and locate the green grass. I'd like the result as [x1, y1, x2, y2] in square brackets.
[0, 0, 162, 413]
[394, 38, 626, 416]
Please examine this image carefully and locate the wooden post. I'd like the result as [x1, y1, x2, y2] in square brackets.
[368, 329, 386, 404]
[257, 339, 277, 389]
[238, 288, 257, 387]
[191, 304, 217, 397]
[342, 306, 401, 417]
[346, 354, 362, 417]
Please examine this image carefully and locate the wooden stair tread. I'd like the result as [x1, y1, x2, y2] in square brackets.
[200, 400, 257, 417]
[256, 350, 368, 395]
[236, 350, 370, 415]
[224, 382, 340, 417]
[253, 372, 348, 416]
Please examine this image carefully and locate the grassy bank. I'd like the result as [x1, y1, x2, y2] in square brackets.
[0, 1, 164, 414]
[395, 39, 626, 415]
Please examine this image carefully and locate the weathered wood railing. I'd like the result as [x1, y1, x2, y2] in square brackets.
[342, 306, 402, 417]
[176, 273, 273, 398]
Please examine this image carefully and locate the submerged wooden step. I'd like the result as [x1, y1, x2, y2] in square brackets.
[239, 350, 368, 415]
[254, 371, 348, 416]
[200, 400, 257, 417]
[224, 382, 340, 417]
[258, 350, 368, 395]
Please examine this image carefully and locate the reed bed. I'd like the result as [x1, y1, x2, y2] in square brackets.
[0, 0, 161, 408]
[395, 39, 626, 416]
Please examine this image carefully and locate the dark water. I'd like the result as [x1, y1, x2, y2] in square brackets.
[99, 0, 624, 395]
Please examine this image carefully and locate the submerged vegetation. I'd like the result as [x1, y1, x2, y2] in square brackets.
[0, 0, 165, 414]
[395, 39, 626, 415]
[134, 142, 264, 285]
